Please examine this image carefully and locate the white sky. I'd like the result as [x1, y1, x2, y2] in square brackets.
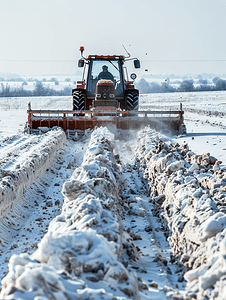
[0, 0, 226, 77]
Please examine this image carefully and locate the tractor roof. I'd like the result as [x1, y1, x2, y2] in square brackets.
[87, 55, 125, 60]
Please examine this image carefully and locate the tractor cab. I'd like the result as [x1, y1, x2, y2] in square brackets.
[86, 58, 124, 100]
[72, 47, 140, 111]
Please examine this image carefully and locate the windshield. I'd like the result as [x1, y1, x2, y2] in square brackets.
[91, 61, 120, 81]
[86, 60, 124, 98]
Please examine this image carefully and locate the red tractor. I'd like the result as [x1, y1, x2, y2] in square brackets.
[72, 46, 140, 112]
[27, 47, 186, 134]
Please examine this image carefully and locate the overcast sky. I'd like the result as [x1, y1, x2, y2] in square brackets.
[0, 0, 225, 77]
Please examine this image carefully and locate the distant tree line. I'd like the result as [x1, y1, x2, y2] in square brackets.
[136, 77, 226, 94]
[2, 77, 226, 97]
[0, 77, 72, 83]
[0, 80, 72, 97]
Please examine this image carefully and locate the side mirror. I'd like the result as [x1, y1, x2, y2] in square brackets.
[78, 59, 85, 68]
[134, 59, 140, 69]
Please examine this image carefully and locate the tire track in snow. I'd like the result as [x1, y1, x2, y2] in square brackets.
[141, 199, 181, 288]
[115, 134, 185, 299]
[0, 137, 89, 281]
[122, 167, 182, 299]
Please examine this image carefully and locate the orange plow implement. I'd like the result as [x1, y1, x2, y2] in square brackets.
[27, 103, 186, 135]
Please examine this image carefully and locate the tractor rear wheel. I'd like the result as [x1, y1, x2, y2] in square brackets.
[73, 90, 86, 111]
[125, 90, 139, 111]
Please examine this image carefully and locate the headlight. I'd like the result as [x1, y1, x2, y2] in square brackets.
[109, 94, 115, 98]
[96, 94, 101, 98]
[130, 73, 137, 80]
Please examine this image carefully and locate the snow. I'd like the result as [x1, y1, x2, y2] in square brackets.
[1, 91, 226, 299]
[0, 129, 66, 220]
[0, 137, 88, 279]
[184, 265, 210, 282]
[1, 127, 139, 299]
[0, 96, 71, 139]
[136, 126, 226, 299]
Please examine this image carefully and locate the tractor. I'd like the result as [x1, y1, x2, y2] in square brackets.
[72, 46, 140, 112]
[27, 46, 186, 135]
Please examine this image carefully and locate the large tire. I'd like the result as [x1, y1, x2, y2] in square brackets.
[125, 90, 139, 111]
[72, 90, 86, 111]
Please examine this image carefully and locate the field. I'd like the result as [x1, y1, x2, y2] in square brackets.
[0, 91, 226, 299]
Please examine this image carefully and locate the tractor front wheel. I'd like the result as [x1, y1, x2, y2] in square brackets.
[125, 90, 139, 111]
[72, 90, 86, 111]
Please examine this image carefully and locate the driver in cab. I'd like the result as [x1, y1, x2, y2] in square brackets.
[97, 65, 115, 82]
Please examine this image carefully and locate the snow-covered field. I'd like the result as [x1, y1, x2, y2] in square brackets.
[0, 91, 226, 299]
